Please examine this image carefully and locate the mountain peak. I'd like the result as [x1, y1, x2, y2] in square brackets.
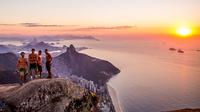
[37, 41, 46, 44]
[66, 44, 77, 54]
[54, 44, 120, 85]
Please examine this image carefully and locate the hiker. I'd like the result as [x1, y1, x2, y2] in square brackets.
[16, 52, 28, 84]
[45, 49, 52, 78]
[37, 50, 42, 78]
[28, 48, 38, 79]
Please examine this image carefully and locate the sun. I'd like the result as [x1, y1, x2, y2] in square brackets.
[177, 26, 192, 37]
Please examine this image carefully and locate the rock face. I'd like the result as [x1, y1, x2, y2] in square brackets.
[0, 78, 99, 112]
[0, 52, 17, 71]
[0, 52, 19, 84]
[53, 44, 120, 85]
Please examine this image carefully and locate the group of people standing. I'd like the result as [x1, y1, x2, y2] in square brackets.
[16, 48, 52, 84]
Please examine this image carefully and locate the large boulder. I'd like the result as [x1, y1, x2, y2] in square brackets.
[0, 78, 99, 112]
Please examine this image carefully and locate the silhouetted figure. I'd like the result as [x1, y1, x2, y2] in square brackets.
[37, 50, 42, 78]
[16, 52, 28, 84]
[28, 48, 38, 79]
[45, 49, 52, 78]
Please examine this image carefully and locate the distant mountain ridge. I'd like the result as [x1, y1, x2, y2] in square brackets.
[21, 41, 60, 51]
[0, 40, 89, 56]
[0, 45, 12, 53]
[0, 34, 99, 41]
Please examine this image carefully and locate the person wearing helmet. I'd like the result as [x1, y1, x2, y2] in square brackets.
[37, 50, 43, 78]
[16, 52, 28, 84]
[45, 49, 52, 78]
[28, 48, 38, 79]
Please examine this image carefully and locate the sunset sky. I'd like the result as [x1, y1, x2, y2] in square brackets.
[0, 0, 199, 38]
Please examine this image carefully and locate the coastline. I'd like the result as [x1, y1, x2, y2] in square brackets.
[107, 83, 123, 112]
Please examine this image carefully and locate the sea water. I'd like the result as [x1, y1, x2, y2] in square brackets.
[79, 39, 200, 112]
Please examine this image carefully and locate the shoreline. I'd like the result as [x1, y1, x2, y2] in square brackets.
[107, 83, 123, 112]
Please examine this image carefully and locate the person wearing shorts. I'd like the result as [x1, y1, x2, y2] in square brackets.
[45, 49, 52, 78]
[28, 48, 38, 79]
[37, 50, 43, 78]
[17, 52, 28, 84]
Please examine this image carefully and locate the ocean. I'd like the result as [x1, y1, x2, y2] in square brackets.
[77, 38, 200, 112]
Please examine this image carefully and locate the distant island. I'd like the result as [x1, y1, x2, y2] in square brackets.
[169, 47, 184, 53]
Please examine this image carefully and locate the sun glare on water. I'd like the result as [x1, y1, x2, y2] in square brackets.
[177, 26, 192, 37]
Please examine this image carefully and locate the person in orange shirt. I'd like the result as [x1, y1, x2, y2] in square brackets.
[28, 48, 38, 79]
[16, 52, 28, 84]
[45, 49, 52, 78]
[37, 50, 42, 78]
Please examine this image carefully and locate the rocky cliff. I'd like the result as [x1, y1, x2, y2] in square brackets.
[0, 52, 19, 84]
[53, 44, 120, 85]
[0, 52, 17, 71]
[0, 78, 99, 112]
